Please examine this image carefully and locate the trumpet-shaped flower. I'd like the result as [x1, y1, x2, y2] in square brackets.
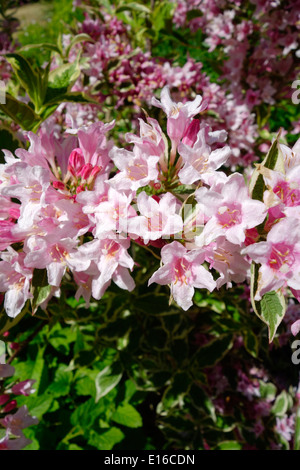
[128, 192, 183, 243]
[195, 173, 267, 245]
[178, 127, 231, 185]
[152, 86, 207, 143]
[242, 218, 300, 300]
[148, 241, 216, 310]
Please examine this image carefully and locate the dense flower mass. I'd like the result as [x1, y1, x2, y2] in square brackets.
[0, 86, 299, 318]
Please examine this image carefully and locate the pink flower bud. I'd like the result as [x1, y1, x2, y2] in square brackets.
[68, 148, 85, 177]
[0, 394, 10, 406]
[79, 163, 93, 180]
[90, 165, 102, 179]
[12, 380, 36, 397]
[182, 119, 200, 147]
[76, 184, 85, 194]
[53, 181, 65, 190]
[3, 400, 17, 413]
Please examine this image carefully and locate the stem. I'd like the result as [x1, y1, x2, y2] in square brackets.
[132, 240, 161, 260]
[7, 321, 46, 365]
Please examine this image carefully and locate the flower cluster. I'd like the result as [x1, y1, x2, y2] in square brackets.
[44, 7, 258, 168]
[0, 362, 38, 450]
[243, 138, 300, 302]
[0, 86, 299, 318]
[172, 0, 300, 105]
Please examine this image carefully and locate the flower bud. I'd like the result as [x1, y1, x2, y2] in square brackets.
[12, 380, 36, 397]
[79, 163, 93, 180]
[182, 119, 200, 147]
[0, 394, 10, 406]
[68, 148, 85, 177]
[3, 400, 17, 413]
[53, 181, 65, 190]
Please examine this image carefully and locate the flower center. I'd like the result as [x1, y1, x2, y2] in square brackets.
[127, 160, 148, 181]
[274, 181, 300, 206]
[217, 203, 242, 228]
[174, 258, 192, 285]
[268, 243, 294, 273]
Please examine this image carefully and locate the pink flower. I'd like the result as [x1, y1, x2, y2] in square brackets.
[0, 249, 33, 318]
[0, 364, 15, 378]
[178, 126, 230, 185]
[152, 86, 207, 144]
[195, 173, 266, 245]
[291, 319, 300, 336]
[148, 241, 216, 310]
[0, 431, 32, 450]
[86, 187, 136, 238]
[203, 237, 250, 288]
[242, 218, 300, 300]
[68, 237, 135, 300]
[109, 146, 159, 192]
[275, 415, 295, 442]
[128, 192, 183, 243]
[11, 380, 36, 397]
[0, 405, 38, 436]
[24, 233, 78, 287]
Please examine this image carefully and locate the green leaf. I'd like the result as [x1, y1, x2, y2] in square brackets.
[189, 384, 216, 422]
[250, 263, 286, 342]
[14, 343, 46, 395]
[243, 329, 259, 358]
[260, 291, 286, 342]
[44, 57, 81, 104]
[70, 398, 102, 430]
[88, 428, 124, 450]
[6, 53, 40, 107]
[43, 91, 97, 107]
[272, 391, 289, 417]
[112, 403, 143, 428]
[196, 335, 233, 368]
[24, 392, 53, 419]
[47, 323, 77, 355]
[75, 375, 96, 398]
[116, 3, 151, 14]
[65, 33, 94, 58]
[162, 372, 191, 408]
[19, 43, 62, 55]
[249, 134, 284, 201]
[215, 441, 242, 450]
[259, 381, 277, 401]
[48, 366, 73, 397]
[31, 269, 51, 314]
[151, 1, 174, 35]
[95, 362, 123, 402]
[0, 94, 41, 131]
